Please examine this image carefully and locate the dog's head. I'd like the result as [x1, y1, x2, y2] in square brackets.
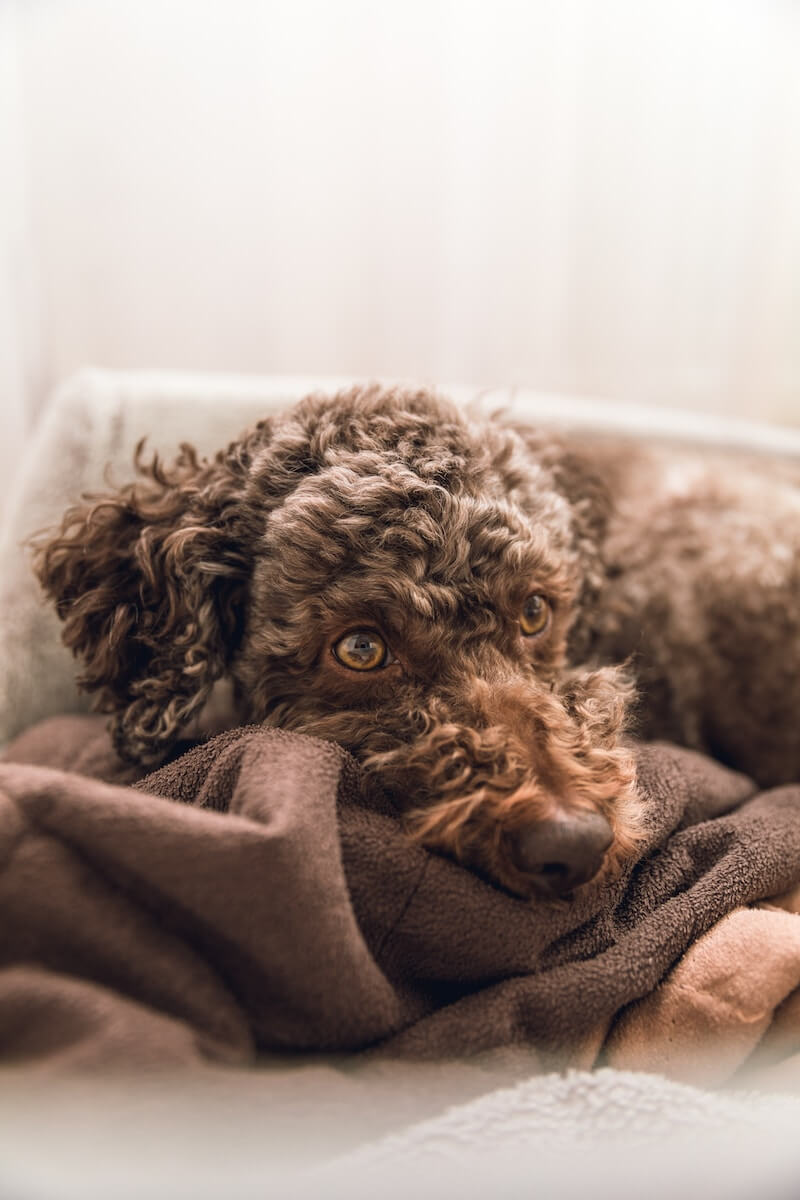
[35, 385, 640, 896]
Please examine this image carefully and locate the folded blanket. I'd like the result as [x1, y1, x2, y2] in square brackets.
[2, 715, 800, 1084]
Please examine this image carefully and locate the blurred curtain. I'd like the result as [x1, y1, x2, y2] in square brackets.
[1, 0, 799, 502]
[0, 3, 43, 499]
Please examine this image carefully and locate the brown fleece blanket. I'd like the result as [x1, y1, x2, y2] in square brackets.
[2, 715, 800, 1085]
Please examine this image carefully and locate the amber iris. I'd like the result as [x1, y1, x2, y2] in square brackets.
[520, 593, 550, 636]
[333, 630, 389, 671]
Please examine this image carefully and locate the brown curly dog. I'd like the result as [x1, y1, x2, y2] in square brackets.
[34, 385, 800, 898]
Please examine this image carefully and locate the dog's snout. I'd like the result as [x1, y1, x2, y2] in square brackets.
[512, 810, 613, 897]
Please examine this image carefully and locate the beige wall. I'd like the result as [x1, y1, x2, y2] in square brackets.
[2, 0, 799, 501]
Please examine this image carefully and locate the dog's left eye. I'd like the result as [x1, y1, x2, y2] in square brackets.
[520, 594, 551, 636]
[333, 631, 391, 671]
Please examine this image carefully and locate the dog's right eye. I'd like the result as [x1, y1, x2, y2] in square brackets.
[333, 631, 390, 671]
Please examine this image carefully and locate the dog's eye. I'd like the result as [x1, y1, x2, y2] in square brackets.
[520, 594, 551, 636]
[333, 631, 390, 671]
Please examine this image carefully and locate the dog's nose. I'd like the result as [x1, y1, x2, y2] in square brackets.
[512, 810, 614, 897]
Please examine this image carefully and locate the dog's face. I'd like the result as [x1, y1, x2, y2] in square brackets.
[36, 386, 640, 897]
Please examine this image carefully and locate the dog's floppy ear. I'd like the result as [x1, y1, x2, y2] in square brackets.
[502, 421, 615, 555]
[33, 429, 268, 764]
[499, 422, 619, 658]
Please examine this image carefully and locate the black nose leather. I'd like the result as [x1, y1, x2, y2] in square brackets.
[513, 811, 614, 897]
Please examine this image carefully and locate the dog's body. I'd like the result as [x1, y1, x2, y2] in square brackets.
[35, 386, 800, 897]
[570, 438, 800, 786]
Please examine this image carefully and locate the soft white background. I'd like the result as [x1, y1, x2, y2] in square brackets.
[1, 0, 799, 501]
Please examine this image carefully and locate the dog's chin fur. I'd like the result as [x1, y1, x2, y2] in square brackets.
[36, 383, 800, 895]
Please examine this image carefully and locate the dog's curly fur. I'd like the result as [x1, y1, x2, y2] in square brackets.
[34, 385, 800, 896]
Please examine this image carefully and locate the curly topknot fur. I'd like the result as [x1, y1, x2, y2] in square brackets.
[34, 384, 800, 896]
